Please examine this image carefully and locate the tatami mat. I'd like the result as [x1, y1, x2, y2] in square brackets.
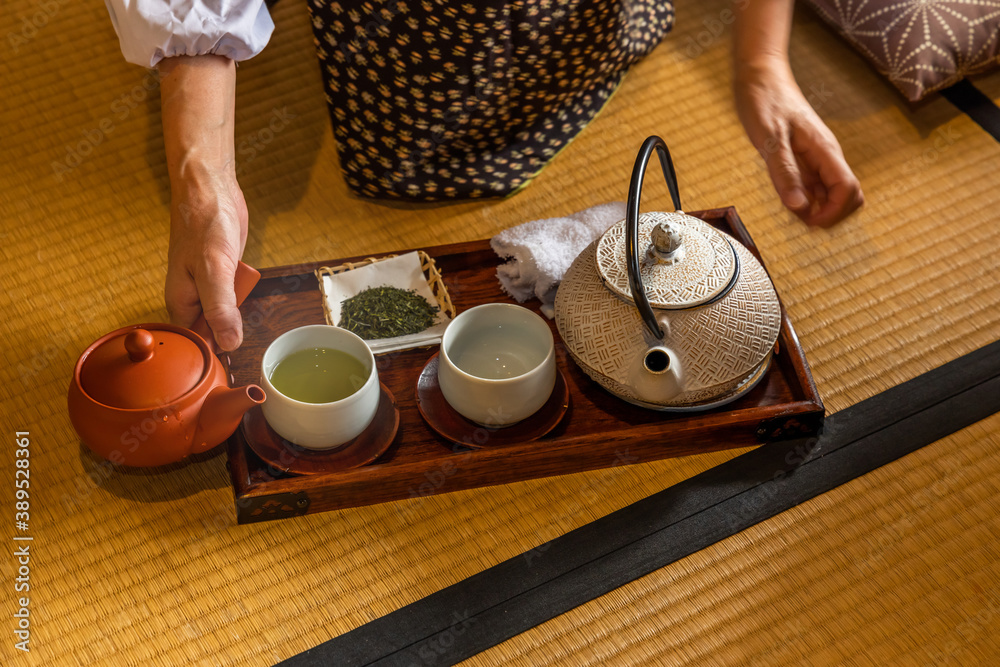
[1, 0, 998, 665]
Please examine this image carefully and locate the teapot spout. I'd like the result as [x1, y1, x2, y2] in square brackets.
[628, 346, 684, 405]
[192, 384, 265, 453]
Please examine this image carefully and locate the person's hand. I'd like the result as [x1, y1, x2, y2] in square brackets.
[158, 54, 247, 351]
[166, 169, 248, 351]
[732, 0, 863, 227]
[734, 62, 864, 227]
[734, 61, 863, 227]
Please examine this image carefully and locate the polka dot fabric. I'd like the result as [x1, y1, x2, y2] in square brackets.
[307, 0, 674, 200]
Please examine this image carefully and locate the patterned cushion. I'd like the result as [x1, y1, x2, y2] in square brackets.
[803, 0, 1000, 101]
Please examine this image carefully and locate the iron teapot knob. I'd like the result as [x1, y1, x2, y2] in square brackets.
[649, 221, 685, 263]
[625, 136, 683, 341]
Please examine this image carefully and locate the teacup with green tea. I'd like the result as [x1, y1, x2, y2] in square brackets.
[260, 325, 380, 449]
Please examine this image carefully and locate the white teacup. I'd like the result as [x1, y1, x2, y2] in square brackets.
[437, 303, 556, 427]
[260, 325, 380, 449]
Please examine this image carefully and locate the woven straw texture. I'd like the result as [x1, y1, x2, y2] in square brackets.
[1, 0, 999, 665]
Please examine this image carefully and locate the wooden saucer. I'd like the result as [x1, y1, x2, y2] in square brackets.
[242, 383, 399, 475]
[415, 354, 570, 449]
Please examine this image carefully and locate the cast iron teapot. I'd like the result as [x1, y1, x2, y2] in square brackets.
[554, 136, 782, 410]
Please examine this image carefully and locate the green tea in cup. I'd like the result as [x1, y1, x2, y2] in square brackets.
[269, 347, 370, 404]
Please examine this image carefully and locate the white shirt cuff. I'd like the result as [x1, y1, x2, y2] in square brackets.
[105, 0, 274, 68]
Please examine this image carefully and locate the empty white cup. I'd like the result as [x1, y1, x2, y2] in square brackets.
[437, 303, 556, 427]
[260, 325, 379, 449]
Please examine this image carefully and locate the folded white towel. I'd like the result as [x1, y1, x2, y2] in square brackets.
[491, 202, 626, 317]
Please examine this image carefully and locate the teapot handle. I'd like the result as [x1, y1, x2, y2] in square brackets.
[625, 135, 682, 341]
[190, 261, 261, 348]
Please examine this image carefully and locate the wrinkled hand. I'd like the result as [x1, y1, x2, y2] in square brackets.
[165, 170, 248, 351]
[734, 63, 863, 227]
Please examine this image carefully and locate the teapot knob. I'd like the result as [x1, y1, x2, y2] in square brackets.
[124, 328, 155, 363]
[649, 221, 684, 263]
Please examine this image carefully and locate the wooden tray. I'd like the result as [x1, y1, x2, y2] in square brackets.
[225, 207, 824, 523]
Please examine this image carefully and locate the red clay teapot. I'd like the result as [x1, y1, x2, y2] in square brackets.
[68, 263, 265, 467]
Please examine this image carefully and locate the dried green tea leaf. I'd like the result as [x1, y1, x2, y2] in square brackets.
[339, 285, 440, 339]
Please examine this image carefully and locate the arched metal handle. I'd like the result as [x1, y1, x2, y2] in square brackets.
[625, 136, 682, 341]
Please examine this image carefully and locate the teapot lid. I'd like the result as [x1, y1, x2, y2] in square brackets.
[597, 211, 738, 310]
[79, 325, 207, 409]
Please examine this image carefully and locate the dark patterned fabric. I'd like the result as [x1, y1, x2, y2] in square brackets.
[306, 1, 674, 200]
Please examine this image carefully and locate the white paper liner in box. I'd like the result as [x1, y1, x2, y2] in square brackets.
[319, 252, 451, 354]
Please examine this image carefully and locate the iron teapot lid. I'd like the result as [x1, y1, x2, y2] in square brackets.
[596, 211, 739, 310]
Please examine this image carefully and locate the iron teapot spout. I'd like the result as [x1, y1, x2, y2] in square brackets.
[628, 345, 684, 405]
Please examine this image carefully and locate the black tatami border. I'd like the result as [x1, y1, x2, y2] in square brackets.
[941, 79, 1000, 142]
